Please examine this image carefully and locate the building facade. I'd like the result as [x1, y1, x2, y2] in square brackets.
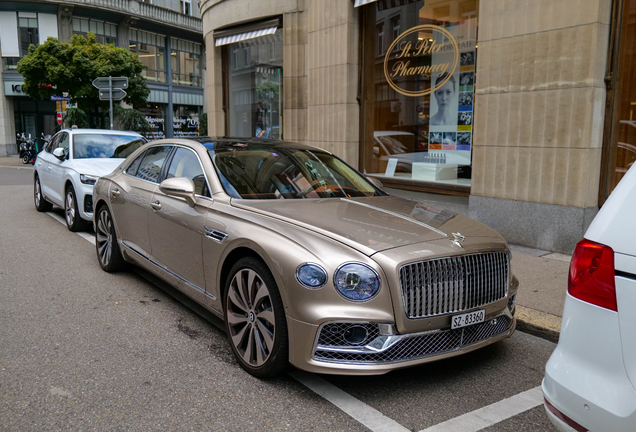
[199, 0, 635, 254]
[0, 0, 205, 156]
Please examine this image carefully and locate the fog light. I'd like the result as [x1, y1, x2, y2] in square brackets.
[343, 326, 368, 345]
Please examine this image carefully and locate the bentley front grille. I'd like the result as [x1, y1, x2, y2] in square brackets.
[399, 251, 509, 319]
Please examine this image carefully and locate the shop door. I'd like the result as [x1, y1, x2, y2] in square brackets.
[603, 0, 636, 201]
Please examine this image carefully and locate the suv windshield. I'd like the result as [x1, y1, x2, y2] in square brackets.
[210, 147, 382, 199]
[73, 134, 145, 159]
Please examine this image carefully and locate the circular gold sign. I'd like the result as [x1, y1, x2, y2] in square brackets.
[383, 25, 459, 97]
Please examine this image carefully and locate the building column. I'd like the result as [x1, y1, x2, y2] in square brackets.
[306, 0, 360, 163]
[282, 7, 308, 144]
[204, 31, 225, 137]
[468, 0, 612, 253]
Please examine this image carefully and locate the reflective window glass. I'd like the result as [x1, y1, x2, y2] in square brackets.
[166, 148, 209, 196]
[361, 0, 478, 189]
[135, 146, 172, 183]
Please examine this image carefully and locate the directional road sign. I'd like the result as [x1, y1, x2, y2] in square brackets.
[99, 88, 127, 101]
[92, 77, 128, 89]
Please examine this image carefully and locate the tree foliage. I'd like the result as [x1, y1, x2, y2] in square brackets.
[63, 108, 90, 128]
[17, 33, 150, 115]
[113, 105, 152, 135]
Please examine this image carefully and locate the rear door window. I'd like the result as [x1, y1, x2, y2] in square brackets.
[135, 146, 173, 183]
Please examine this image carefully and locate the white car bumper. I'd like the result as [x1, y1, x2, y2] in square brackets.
[542, 293, 636, 431]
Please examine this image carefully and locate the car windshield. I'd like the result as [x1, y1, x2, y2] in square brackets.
[73, 134, 145, 159]
[210, 147, 383, 199]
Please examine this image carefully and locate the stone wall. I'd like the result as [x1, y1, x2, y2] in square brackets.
[468, 0, 612, 253]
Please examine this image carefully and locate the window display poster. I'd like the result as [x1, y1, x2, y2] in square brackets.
[428, 20, 475, 157]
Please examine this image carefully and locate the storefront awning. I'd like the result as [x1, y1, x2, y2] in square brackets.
[355, 0, 419, 9]
[214, 18, 281, 47]
[354, 0, 379, 7]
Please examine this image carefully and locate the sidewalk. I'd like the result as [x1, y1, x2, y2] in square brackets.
[1, 156, 568, 341]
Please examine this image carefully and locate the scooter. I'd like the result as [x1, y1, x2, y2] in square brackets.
[18, 133, 37, 165]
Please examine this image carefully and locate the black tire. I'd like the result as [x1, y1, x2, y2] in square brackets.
[64, 185, 87, 232]
[224, 257, 288, 378]
[95, 205, 125, 272]
[22, 154, 30, 164]
[34, 175, 53, 212]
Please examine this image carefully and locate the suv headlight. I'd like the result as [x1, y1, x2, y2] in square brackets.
[334, 263, 381, 301]
[80, 174, 99, 185]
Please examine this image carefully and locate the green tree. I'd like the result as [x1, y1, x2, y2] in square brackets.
[63, 107, 89, 128]
[17, 32, 150, 128]
[113, 105, 152, 135]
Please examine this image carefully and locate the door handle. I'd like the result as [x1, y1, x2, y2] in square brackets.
[150, 201, 162, 211]
[111, 188, 120, 198]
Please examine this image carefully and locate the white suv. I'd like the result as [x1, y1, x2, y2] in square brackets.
[543, 163, 636, 430]
[33, 129, 145, 231]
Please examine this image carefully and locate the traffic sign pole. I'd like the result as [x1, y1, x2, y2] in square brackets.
[109, 76, 113, 130]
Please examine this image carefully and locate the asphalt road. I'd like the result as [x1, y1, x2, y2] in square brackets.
[0, 164, 557, 431]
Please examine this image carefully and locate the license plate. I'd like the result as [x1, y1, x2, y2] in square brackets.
[451, 309, 485, 329]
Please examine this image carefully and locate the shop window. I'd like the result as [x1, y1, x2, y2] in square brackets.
[130, 29, 166, 83]
[361, 0, 478, 191]
[173, 105, 201, 137]
[73, 18, 117, 45]
[225, 28, 282, 140]
[136, 103, 166, 140]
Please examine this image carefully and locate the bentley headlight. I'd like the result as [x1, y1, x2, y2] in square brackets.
[296, 263, 328, 289]
[80, 174, 99, 185]
[334, 263, 381, 301]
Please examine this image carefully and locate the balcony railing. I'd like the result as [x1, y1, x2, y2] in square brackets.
[45, 0, 202, 33]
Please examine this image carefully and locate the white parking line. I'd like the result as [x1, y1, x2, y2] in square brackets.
[418, 386, 544, 432]
[46, 212, 96, 245]
[289, 370, 410, 432]
[46, 210, 545, 432]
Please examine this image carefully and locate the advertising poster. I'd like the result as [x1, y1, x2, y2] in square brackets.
[428, 20, 476, 159]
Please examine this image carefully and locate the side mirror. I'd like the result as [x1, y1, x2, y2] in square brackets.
[52, 147, 66, 161]
[367, 176, 384, 190]
[159, 177, 196, 207]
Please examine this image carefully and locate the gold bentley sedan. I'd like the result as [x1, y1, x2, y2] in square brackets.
[92, 137, 518, 377]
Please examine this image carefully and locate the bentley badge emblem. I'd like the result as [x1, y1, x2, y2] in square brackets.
[451, 232, 465, 248]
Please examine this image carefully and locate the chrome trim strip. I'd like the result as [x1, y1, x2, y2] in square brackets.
[203, 226, 228, 242]
[340, 198, 447, 236]
[121, 241, 216, 300]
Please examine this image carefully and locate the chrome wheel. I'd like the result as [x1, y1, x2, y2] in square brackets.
[96, 208, 113, 267]
[226, 268, 276, 368]
[65, 190, 76, 227]
[34, 176, 52, 212]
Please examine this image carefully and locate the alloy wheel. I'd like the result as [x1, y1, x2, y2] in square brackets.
[225, 268, 276, 367]
[65, 190, 75, 227]
[96, 208, 113, 267]
[34, 180, 41, 207]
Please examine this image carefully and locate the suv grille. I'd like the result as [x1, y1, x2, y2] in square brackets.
[400, 251, 509, 318]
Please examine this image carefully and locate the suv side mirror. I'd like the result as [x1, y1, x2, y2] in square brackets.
[159, 177, 196, 207]
[52, 147, 66, 161]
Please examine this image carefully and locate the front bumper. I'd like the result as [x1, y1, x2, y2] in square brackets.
[287, 310, 515, 375]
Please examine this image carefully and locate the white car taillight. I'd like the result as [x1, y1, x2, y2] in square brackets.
[568, 239, 617, 311]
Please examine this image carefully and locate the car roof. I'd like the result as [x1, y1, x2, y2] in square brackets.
[159, 137, 333, 154]
[60, 128, 142, 136]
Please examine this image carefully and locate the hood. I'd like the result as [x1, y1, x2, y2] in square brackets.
[70, 158, 125, 178]
[231, 196, 504, 255]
